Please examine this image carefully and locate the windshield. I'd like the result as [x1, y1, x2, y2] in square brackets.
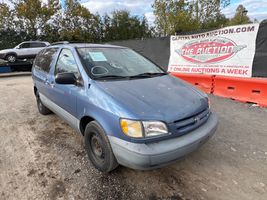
[77, 47, 166, 80]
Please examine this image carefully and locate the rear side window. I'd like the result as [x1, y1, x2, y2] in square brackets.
[34, 48, 58, 73]
[31, 42, 47, 48]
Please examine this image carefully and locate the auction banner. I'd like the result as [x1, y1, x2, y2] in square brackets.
[168, 24, 259, 77]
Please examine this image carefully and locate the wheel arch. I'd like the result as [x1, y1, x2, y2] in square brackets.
[80, 116, 95, 135]
[79, 111, 121, 139]
[33, 86, 37, 97]
[5, 52, 18, 58]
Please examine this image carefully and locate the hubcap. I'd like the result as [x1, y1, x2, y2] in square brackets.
[91, 134, 104, 160]
[7, 56, 15, 62]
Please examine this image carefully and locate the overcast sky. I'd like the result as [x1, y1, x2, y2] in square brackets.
[2, 0, 267, 24]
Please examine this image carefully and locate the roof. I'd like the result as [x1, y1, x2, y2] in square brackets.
[22, 41, 49, 43]
[49, 42, 125, 49]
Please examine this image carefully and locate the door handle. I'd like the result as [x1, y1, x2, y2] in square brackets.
[45, 79, 54, 88]
[50, 81, 55, 88]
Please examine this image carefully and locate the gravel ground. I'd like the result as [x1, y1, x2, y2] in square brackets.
[0, 76, 266, 200]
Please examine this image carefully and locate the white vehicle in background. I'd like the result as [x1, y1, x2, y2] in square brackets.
[0, 41, 50, 63]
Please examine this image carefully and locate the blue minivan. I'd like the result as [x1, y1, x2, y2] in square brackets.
[32, 43, 218, 172]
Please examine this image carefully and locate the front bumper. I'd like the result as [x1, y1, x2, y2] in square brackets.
[0, 53, 6, 60]
[108, 112, 218, 170]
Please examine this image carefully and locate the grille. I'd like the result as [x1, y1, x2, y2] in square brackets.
[173, 108, 210, 135]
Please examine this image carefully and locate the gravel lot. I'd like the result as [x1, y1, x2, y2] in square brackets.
[0, 76, 266, 200]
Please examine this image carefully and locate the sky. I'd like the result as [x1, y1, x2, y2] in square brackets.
[80, 0, 155, 24]
[79, 0, 267, 24]
[221, 0, 267, 21]
[2, 0, 267, 24]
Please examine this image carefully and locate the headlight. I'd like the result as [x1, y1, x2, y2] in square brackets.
[120, 119, 168, 138]
[142, 121, 168, 137]
[120, 119, 143, 138]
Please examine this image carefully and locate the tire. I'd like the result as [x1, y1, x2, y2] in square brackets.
[6, 54, 17, 63]
[84, 121, 118, 172]
[36, 91, 52, 115]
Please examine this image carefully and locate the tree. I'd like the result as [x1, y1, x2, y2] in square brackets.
[228, 5, 252, 25]
[41, 11, 62, 42]
[58, 0, 101, 42]
[0, 2, 28, 49]
[194, 0, 229, 29]
[0, 0, 153, 46]
[140, 16, 153, 38]
[153, 0, 198, 36]
[102, 10, 152, 41]
[101, 14, 112, 41]
[0, 3, 14, 30]
[221, 0, 231, 8]
[14, 0, 60, 39]
[152, 0, 229, 36]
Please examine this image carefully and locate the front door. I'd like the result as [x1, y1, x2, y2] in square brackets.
[50, 48, 83, 118]
[18, 42, 32, 57]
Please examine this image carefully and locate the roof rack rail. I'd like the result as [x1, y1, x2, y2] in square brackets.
[50, 41, 70, 46]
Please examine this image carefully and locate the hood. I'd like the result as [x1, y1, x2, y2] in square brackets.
[95, 75, 209, 123]
[0, 48, 14, 53]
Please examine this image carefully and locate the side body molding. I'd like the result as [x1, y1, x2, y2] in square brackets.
[39, 93, 81, 134]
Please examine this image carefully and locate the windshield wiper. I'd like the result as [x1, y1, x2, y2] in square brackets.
[95, 75, 130, 80]
[129, 72, 168, 78]
[95, 72, 168, 80]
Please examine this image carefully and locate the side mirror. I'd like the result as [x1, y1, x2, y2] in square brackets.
[55, 73, 77, 85]
[15, 46, 20, 49]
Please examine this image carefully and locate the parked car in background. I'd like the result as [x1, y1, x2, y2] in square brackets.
[32, 43, 218, 172]
[0, 41, 50, 63]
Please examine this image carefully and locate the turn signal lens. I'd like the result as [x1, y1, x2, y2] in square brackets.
[120, 119, 143, 138]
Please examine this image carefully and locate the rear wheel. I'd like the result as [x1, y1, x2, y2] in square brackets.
[36, 91, 52, 115]
[84, 121, 118, 172]
[6, 54, 17, 63]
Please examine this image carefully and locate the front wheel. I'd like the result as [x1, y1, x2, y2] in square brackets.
[6, 54, 17, 63]
[84, 121, 118, 172]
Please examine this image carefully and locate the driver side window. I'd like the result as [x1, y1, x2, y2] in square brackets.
[55, 49, 79, 75]
[20, 42, 30, 48]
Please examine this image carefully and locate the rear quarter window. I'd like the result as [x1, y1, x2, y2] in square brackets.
[31, 42, 47, 48]
[34, 48, 58, 73]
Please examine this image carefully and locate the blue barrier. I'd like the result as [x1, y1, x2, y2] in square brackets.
[0, 60, 32, 73]
[0, 66, 12, 73]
